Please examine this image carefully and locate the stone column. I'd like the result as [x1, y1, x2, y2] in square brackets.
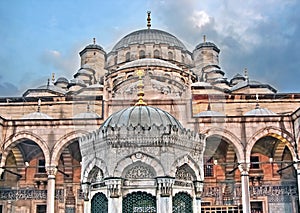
[105, 178, 122, 213]
[156, 177, 175, 213]
[239, 163, 250, 213]
[193, 180, 204, 213]
[81, 182, 91, 213]
[46, 166, 57, 213]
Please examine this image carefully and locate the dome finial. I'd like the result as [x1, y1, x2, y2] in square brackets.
[244, 68, 249, 82]
[37, 99, 41, 112]
[203, 35, 206, 43]
[93, 38, 96, 44]
[147, 11, 151, 29]
[135, 69, 147, 106]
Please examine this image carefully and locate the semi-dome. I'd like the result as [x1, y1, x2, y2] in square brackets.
[111, 29, 187, 52]
[101, 105, 183, 130]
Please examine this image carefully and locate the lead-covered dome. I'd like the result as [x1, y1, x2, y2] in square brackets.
[111, 29, 187, 52]
[101, 105, 183, 130]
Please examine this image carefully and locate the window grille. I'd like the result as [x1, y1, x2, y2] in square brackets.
[123, 191, 156, 213]
[91, 192, 108, 213]
[172, 192, 193, 213]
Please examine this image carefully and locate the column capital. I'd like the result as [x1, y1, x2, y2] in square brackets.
[46, 165, 57, 177]
[156, 176, 175, 197]
[238, 162, 250, 175]
[105, 177, 122, 198]
[193, 180, 204, 199]
[81, 182, 91, 201]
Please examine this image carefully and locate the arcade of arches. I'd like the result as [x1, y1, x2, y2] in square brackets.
[1, 12, 300, 213]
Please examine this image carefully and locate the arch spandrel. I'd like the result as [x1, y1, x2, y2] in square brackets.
[1, 131, 50, 168]
[201, 127, 244, 163]
[246, 126, 296, 161]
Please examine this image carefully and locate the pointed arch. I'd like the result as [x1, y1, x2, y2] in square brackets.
[170, 155, 201, 180]
[81, 157, 108, 183]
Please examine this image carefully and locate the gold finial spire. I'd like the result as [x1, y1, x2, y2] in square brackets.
[147, 11, 151, 29]
[52, 73, 55, 84]
[135, 69, 147, 106]
[203, 35, 206, 43]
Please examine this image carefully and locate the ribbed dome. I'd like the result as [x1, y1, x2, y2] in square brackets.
[101, 106, 183, 130]
[111, 29, 187, 51]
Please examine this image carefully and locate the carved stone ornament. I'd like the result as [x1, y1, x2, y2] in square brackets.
[157, 177, 175, 197]
[105, 178, 122, 198]
[194, 181, 204, 199]
[81, 182, 91, 201]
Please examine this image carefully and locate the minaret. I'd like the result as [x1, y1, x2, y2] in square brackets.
[193, 35, 221, 80]
[79, 38, 106, 84]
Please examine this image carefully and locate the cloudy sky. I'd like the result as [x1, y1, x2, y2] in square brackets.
[0, 0, 299, 96]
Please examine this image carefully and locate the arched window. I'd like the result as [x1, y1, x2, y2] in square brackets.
[168, 51, 173, 60]
[154, 50, 160, 59]
[91, 192, 108, 213]
[139, 50, 146, 59]
[125, 52, 130, 62]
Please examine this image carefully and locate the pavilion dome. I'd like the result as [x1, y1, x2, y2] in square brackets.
[111, 29, 187, 52]
[101, 105, 183, 130]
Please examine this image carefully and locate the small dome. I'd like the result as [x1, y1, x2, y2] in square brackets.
[244, 104, 276, 116]
[73, 112, 101, 119]
[22, 112, 53, 120]
[117, 58, 182, 71]
[101, 105, 183, 130]
[195, 110, 225, 117]
[111, 29, 187, 52]
[55, 77, 69, 85]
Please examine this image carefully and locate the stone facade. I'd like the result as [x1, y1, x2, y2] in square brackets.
[0, 13, 300, 213]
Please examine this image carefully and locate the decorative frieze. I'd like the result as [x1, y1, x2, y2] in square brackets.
[0, 188, 64, 202]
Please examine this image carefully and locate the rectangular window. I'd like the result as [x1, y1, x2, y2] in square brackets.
[250, 156, 260, 169]
[204, 158, 214, 177]
[37, 159, 46, 173]
[0, 205, 2, 213]
[36, 205, 46, 213]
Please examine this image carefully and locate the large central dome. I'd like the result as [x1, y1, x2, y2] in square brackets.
[111, 29, 187, 52]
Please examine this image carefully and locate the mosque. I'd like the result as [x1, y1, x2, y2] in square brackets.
[0, 12, 300, 213]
